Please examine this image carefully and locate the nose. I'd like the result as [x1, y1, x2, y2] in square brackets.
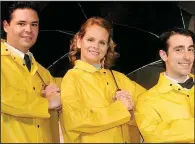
[183, 51, 190, 60]
[25, 24, 32, 33]
[92, 41, 99, 49]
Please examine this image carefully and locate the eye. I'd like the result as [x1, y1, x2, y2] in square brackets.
[32, 23, 38, 27]
[18, 23, 25, 26]
[87, 38, 93, 42]
[100, 41, 106, 45]
[188, 47, 194, 52]
[175, 48, 182, 52]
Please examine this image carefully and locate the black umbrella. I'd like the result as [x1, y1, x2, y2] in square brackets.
[126, 2, 195, 89]
[1, 1, 193, 78]
[127, 60, 165, 89]
[33, 1, 191, 77]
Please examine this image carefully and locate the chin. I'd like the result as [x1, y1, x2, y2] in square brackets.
[179, 70, 191, 76]
[22, 42, 34, 48]
[87, 60, 100, 65]
[88, 57, 99, 62]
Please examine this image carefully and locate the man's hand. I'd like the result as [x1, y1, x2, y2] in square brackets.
[42, 83, 61, 110]
[42, 83, 60, 97]
[47, 92, 61, 110]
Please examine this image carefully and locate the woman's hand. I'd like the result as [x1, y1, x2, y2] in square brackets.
[114, 90, 134, 110]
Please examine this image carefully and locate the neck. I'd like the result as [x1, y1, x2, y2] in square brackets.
[6, 40, 29, 53]
[93, 63, 102, 70]
[165, 71, 188, 83]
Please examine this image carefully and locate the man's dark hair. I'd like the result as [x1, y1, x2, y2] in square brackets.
[159, 27, 195, 53]
[3, 1, 40, 24]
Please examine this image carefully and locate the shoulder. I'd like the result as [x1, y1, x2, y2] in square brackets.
[62, 68, 83, 83]
[64, 68, 84, 77]
[111, 70, 130, 80]
[137, 85, 159, 104]
[36, 62, 50, 74]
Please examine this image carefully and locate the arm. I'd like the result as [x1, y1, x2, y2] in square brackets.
[135, 97, 194, 142]
[53, 77, 62, 88]
[1, 74, 50, 118]
[60, 71, 130, 140]
[119, 73, 146, 104]
[122, 76, 146, 126]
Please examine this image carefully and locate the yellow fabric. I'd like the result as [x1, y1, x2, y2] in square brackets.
[60, 60, 146, 143]
[1, 40, 62, 143]
[135, 72, 194, 143]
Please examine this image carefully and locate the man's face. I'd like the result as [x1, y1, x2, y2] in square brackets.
[3, 8, 39, 53]
[160, 34, 194, 79]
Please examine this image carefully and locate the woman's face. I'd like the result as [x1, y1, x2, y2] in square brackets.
[77, 24, 109, 65]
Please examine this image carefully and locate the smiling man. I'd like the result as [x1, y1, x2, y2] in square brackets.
[135, 28, 194, 143]
[1, 2, 62, 143]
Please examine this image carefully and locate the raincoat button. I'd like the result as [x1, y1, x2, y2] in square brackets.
[14, 57, 16, 59]
[37, 125, 40, 128]
[33, 87, 35, 90]
[178, 88, 181, 90]
[103, 72, 106, 74]
[23, 64, 25, 66]
[5, 49, 8, 51]
[187, 95, 189, 97]
[170, 84, 172, 86]
[107, 82, 109, 85]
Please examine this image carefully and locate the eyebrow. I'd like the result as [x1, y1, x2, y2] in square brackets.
[189, 44, 195, 48]
[173, 45, 184, 49]
[174, 45, 195, 49]
[86, 36, 108, 42]
[17, 20, 39, 23]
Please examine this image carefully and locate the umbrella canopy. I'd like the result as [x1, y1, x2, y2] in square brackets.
[1, 1, 193, 78]
[127, 60, 165, 89]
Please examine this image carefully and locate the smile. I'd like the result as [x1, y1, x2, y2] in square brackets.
[21, 36, 33, 40]
[178, 63, 190, 66]
[88, 50, 100, 55]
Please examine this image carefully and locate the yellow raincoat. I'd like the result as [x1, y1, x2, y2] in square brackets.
[135, 72, 194, 143]
[60, 60, 146, 143]
[1, 40, 62, 143]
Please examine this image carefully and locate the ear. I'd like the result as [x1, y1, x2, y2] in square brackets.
[159, 50, 168, 62]
[3, 20, 9, 33]
[76, 35, 81, 49]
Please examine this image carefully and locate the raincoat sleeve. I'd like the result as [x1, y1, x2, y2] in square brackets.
[122, 75, 146, 126]
[53, 77, 62, 88]
[135, 97, 194, 142]
[1, 72, 50, 118]
[60, 71, 130, 140]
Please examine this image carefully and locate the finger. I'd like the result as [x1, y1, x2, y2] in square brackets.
[56, 105, 62, 110]
[128, 96, 134, 109]
[116, 90, 125, 95]
[45, 88, 60, 95]
[45, 86, 60, 92]
[116, 93, 130, 100]
[115, 94, 124, 100]
[116, 91, 130, 97]
[44, 84, 58, 90]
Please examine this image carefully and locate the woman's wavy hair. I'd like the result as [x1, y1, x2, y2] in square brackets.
[69, 16, 119, 69]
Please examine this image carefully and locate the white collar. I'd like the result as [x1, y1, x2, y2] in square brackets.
[4, 42, 32, 60]
[164, 72, 189, 83]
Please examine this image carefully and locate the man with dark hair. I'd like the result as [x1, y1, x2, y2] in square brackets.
[1, 1, 62, 143]
[135, 28, 194, 142]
